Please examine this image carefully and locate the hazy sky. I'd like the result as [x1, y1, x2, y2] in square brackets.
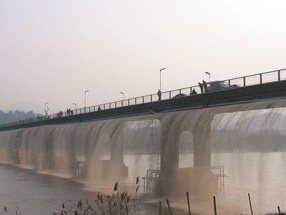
[1, 0, 286, 113]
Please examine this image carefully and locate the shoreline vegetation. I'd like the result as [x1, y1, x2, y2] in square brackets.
[53, 180, 141, 215]
[44, 189, 286, 215]
[1, 172, 285, 215]
[3, 180, 286, 215]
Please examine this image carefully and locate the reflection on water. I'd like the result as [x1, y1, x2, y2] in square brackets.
[212, 152, 286, 214]
[0, 164, 93, 215]
[124, 152, 286, 214]
[2, 152, 285, 214]
[0, 164, 157, 215]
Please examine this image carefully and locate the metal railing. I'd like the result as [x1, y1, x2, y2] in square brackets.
[142, 169, 160, 194]
[1, 68, 286, 128]
[211, 165, 225, 192]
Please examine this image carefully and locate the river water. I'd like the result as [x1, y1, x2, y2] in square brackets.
[0, 164, 94, 215]
[125, 152, 286, 214]
[1, 151, 286, 215]
[0, 163, 159, 215]
[1, 106, 286, 214]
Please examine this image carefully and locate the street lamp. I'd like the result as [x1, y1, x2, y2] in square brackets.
[205, 72, 211, 82]
[120, 92, 125, 107]
[159, 68, 166, 91]
[84, 89, 89, 112]
[119, 92, 125, 100]
[44, 102, 49, 117]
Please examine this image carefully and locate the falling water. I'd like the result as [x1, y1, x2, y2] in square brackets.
[1, 99, 286, 214]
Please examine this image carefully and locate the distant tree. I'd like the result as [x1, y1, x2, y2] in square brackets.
[0, 109, 41, 125]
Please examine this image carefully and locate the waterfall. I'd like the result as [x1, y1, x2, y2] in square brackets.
[1, 99, 286, 213]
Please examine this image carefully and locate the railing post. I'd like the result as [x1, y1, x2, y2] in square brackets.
[109, 103, 111, 109]
[142, 96, 144, 103]
[278, 70, 281, 81]
[179, 89, 182, 94]
[260, 74, 262, 84]
[228, 80, 231, 88]
[135, 98, 137, 105]
[243, 77, 246, 87]
[128, 99, 130, 106]
[151, 95, 152, 102]
[169, 91, 171, 99]
[115, 102, 117, 108]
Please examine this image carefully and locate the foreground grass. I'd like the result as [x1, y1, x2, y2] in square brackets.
[53, 192, 139, 215]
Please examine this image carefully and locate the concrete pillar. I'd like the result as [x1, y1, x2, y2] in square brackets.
[10, 132, 20, 164]
[159, 118, 180, 195]
[193, 113, 213, 167]
[192, 113, 217, 198]
[110, 131, 124, 162]
[110, 128, 128, 178]
[42, 127, 55, 170]
[157, 113, 215, 198]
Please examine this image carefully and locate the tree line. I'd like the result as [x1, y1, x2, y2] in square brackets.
[0, 109, 41, 125]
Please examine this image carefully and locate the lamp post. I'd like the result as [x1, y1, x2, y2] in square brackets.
[120, 92, 125, 107]
[84, 89, 89, 112]
[119, 92, 125, 100]
[205, 72, 211, 82]
[44, 102, 49, 117]
[159, 68, 166, 91]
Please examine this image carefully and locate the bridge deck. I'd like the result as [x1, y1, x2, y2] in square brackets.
[1, 68, 286, 131]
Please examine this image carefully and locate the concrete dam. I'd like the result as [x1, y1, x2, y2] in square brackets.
[1, 97, 286, 212]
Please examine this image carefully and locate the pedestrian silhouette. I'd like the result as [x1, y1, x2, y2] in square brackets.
[202, 80, 208, 93]
[198, 82, 204, 94]
[157, 89, 162, 101]
[66, 108, 73, 116]
[192, 89, 197, 95]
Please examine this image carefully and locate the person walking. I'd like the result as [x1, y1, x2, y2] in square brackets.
[157, 89, 162, 101]
[192, 88, 197, 95]
[203, 80, 208, 93]
[198, 82, 204, 94]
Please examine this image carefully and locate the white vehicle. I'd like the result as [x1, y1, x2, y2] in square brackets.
[206, 81, 239, 92]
